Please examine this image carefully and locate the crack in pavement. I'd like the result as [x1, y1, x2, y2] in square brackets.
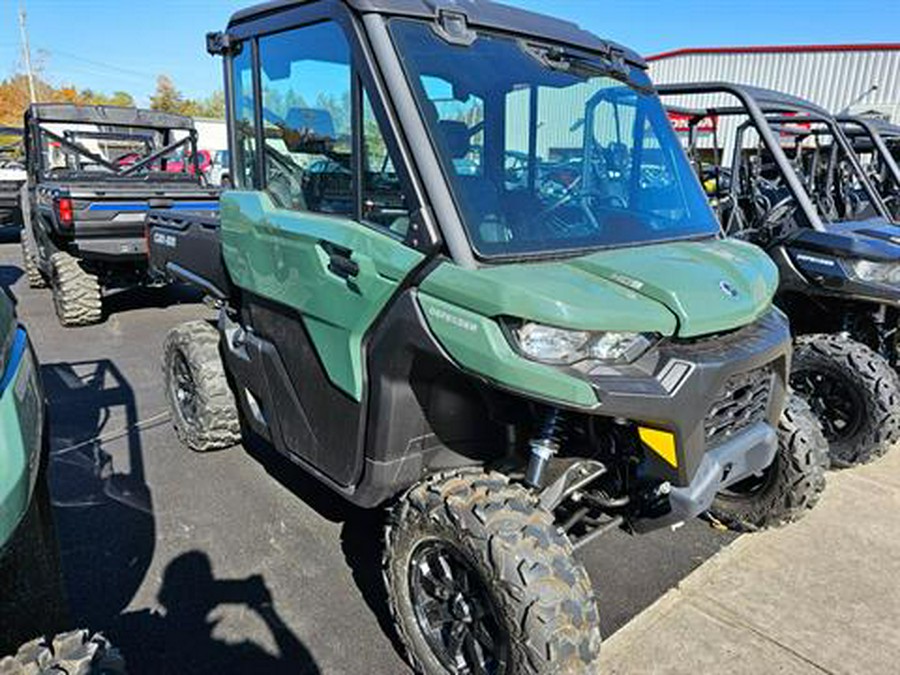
[683, 592, 838, 675]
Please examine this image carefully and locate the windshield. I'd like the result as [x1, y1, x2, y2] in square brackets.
[389, 20, 718, 258]
[35, 121, 199, 181]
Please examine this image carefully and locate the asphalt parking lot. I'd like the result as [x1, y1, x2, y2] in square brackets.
[0, 232, 737, 674]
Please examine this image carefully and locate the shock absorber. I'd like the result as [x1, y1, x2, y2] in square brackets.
[525, 408, 567, 488]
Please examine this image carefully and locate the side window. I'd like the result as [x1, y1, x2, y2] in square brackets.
[258, 21, 353, 215]
[232, 44, 257, 188]
[362, 93, 410, 236]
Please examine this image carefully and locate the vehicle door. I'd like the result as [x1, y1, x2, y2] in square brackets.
[220, 12, 429, 486]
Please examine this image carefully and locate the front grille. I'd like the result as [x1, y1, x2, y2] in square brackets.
[704, 366, 774, 448]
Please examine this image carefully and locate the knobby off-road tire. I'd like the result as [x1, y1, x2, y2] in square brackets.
[20, 238, 47, 289]
[384, 470, 601, 675]
[791, 333, 900, 466]
[0, 631, 125, 674]
[163, 320, 241, 452]
[711, 394, 828, 532]
[49, 252, 101, 326]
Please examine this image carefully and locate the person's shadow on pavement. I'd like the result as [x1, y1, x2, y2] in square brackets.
[114, 551, 319, 675]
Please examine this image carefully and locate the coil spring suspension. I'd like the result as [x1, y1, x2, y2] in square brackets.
[525, 408, 567, 487]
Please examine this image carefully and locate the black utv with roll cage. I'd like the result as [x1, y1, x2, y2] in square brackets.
[658, 82, 900, 466]
[838, 115, 900, 221]
[20, 104, 219, 326]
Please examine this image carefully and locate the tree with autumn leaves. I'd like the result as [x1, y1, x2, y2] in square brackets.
[0, 72, 224, 130]
[0, 73, 135, 127]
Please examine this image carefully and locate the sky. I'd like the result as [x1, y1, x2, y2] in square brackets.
[2, 0, 899, 106]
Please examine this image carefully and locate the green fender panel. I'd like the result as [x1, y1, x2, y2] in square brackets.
[0, 332, 43, 550]
[220, 192, 424, 400]
[418, 294, 599, 409]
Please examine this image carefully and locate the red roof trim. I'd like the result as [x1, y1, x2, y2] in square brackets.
[646, 44, 900, 62]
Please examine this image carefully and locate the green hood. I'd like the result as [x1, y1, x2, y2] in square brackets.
[420, 238, 777, 338]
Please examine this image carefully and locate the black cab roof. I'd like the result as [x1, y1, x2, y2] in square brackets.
[26, 104, 196, 131]
[227, 0, 646, 68]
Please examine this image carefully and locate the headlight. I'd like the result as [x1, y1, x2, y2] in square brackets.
[848, 259, 900, 285]
[512, 322, 657, 365]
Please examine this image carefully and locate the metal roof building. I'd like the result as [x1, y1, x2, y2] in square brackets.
[648, 44, 900, 122]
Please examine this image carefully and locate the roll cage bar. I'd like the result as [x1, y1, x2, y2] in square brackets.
[656, 82, 892, 230]
[25, 103, 201, 180]
[838, 115, 900, 199]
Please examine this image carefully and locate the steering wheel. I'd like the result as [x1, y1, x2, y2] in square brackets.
[763, 195, 799, 234]
[533, 175, 584, 221]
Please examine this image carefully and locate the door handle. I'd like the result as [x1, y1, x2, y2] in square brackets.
[321, 241, 359, 279]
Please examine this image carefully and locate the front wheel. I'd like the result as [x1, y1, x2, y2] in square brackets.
[790, 333, 900, 466]
[384, 470, 601, 675]
[710, 394, 828, 532]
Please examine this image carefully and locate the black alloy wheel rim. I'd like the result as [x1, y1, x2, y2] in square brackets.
[171, 351, 199, 426]
[409, 541, 509, 675]
[790, 368, 865, 443]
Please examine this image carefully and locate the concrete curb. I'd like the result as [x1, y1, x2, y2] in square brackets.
[600, 452, 900, 674]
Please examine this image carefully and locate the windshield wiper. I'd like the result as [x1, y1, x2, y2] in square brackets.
[520, 42, 634, 83]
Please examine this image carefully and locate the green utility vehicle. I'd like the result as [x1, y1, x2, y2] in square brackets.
[149, 1, 827, 671]
[0, 288, 44, 561]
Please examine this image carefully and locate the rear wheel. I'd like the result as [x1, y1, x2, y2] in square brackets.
[49, 252, 101, 326]
[0, 631, 125, 674]
[384, 470, 601, 675]
[162, 320, 241, 452]
[790, 333, 900, 466]
[20, 238, 46, 289]
[710, 394, 828, 532]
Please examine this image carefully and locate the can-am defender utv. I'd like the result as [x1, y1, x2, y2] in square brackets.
[20, 104, 219, 326]
[151, 3, 826, 671]
[658, 82, 900, 466]
[838, 115, 900, 221]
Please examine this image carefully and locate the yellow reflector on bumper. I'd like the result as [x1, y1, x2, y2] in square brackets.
[639, 427, 678, 468]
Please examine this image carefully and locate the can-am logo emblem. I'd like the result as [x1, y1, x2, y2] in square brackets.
[719, 280, 739, 299]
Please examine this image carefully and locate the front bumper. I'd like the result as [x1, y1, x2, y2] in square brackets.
[638, 422, 777, 532]
[588, 310, 789, 481]
[0, 328, 45, 553]
[582, 310, 790, 530]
